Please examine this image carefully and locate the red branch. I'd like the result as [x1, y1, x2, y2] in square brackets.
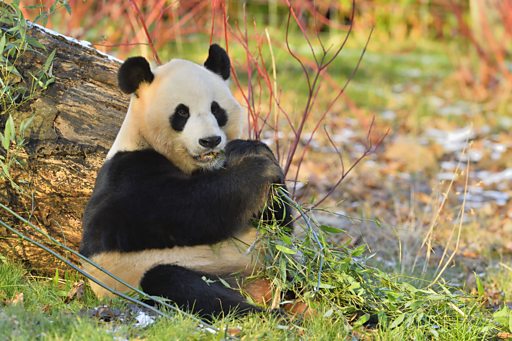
[291, 26, 374, 196]
[282, 0, 356, 177]
[312, 118, 389, 208]
[129, 0, 161, 64]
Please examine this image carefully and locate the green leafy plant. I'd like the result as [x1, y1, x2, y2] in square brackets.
[493, 305, 512, 333]
[25, 0, 71, 27]
[252, 188, 501, 337]
[0, 1, 56, 190]
[0, 114, 32, 189]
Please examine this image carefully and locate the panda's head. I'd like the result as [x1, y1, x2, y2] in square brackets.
[115, 44, 243, 173]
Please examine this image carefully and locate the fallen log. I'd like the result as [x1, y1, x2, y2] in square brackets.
[0, 21, 128, 273]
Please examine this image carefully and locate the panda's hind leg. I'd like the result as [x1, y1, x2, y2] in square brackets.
[140, 264, 261, 319]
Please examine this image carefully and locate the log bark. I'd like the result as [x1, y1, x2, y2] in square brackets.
[0, 23, 128, 273]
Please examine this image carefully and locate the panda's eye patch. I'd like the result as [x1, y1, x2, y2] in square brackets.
[170, 104, 190, 132]
[211, 101, 227, 127]
[175, 105, 190, 118]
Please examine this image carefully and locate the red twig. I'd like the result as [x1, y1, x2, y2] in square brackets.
[282, 0, 357, 177]
[291, 26, 374, 196]
[312, 118, 389, 209]
[322, 0, 355, 67]
[128, 0, 161, 64]
[221, 0, 229, 53]
[209, 0, 216, 45]
[284, 9, 312, 91]
[300, 0, 350, 32]
[285, 0, 317, 64]
[23, 0, 383, 207]
[323, 125, 345, 176]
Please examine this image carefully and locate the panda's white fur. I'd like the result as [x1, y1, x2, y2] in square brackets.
[83, 228, 258, 298]
[80, 45, 291, 318]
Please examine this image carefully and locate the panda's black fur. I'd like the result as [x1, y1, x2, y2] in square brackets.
[80, 45, 292, 319]
[117, 56, 154, 94]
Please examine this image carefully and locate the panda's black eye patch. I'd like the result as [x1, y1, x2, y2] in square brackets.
[211, 101, 228, 127]
[170, 104, 190, 132]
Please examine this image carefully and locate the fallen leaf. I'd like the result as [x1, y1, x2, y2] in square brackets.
[5, 292, 24, 306]
[283, 300, 315, 318]
[505, 242, 512, 255]
[226, 327, 242, 337]
[243, 279, 273, 305]
[461, 250, 479, 259]
[89, 305, 120, 322]
[64, 281, 85, 303]
[497, 332, 512, 339]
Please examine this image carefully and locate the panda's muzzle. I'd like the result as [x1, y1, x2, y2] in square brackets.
[192, 135, 223, 163]
[193, 151, 221, 163]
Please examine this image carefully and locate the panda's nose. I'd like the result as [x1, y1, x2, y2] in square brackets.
[199, 136, 222, 149]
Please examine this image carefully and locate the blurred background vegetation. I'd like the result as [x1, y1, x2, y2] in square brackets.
[19, 0, 512, 100]
[15, 0, 512, 288]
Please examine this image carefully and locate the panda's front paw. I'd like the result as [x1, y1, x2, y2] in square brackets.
[260, 157, 285, 184]
[224, 140, 284, 186]
[225, 139, 278, 166]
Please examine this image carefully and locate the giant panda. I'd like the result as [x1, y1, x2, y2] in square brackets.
[80, 44, 292, 319]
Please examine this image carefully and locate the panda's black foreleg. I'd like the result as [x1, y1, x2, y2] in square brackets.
[225, 140, 294, 232]
[140, 264, 261, 320]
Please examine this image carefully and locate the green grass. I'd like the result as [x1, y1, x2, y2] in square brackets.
[0, 259, 503, 340]
[0, 261, 208, 340]
[487, 264, 512, 303]
[0, 190, 503, 340]
[0, 209, 507, 341]
[0, 262, 108, 340]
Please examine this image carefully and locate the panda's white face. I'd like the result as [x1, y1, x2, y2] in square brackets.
[111, 55, 243, 174]
[141, 60, 242, 171]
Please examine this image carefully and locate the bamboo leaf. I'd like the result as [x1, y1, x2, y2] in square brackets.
[218, 277, 232, 289]
[3, 115, 15, 149]
[63, 1, 72, 14]
[43, 49, 56, 74]
[353, 313, 370, 327]
[26, 36, 44, 50]
[475, 273, 484, 297]
[275, 244, 296, 255]
[0, 34, 6, 54]
[319, 225, 344, 234]
[389, 313, 405, 329]
[316, 282, 335, 289]
[493, 306, 512, 332]
[19, 116, 34, 136]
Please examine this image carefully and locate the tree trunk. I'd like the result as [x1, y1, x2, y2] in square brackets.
[1, 22, 127, 273]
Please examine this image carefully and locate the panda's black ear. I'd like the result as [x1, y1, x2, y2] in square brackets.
[204, 44, 230, 80]
[118, 56, 154, 94]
